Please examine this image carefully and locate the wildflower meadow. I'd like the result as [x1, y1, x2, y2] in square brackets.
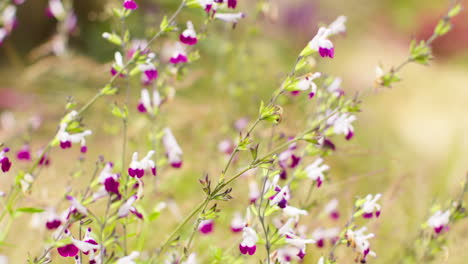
[0, 0, 467, 263]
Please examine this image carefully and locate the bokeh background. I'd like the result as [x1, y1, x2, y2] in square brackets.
[1, 0, 468, 263]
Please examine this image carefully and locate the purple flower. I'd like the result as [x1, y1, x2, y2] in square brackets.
[227, 0, 237, 9]
[239, 227, 258, 255]
[58, 244, 79, 257]
[118, 195, 143, 219]
[128, 151, 156, 178]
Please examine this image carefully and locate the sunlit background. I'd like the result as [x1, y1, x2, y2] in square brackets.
[1, 0, 467, 263]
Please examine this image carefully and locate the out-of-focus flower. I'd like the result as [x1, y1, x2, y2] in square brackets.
[230, 212, 245, 233]
[323, 198, 340, 220]
[427, 210, 450, 234]
[327, 77, 344, 97]
[116, 251, 140, 264]
[327, 16, 347, 35]
[66, 195, 88, 217]
[16, 144, 31, 161]
[271, 185, 290, 209]
[239, 227, 258, 255]
[361, 194, 382, 219]
[249, 180, 260, 203]
[180, 21, 198, 45]
[218, 139, 235, 155]
[182, 253, 197, 264]
[346, 227, 377, 263]
[305, 158, 329, 188]
[169, 43, 188, 64]
[0, 148, 12, 173]
[304, 27, 334, 58]
[162, 128, 183, 168]
[214, 12, 245, 24]
[312, 227, 339, 248]
[128, 150, 156, 178]
[327, 112, 356, 140]
[139, 63, 158, 86]
[291, 72, 321, 98]
[47, 0, 65, 20]
[111, 52, 126, 77]
[118, 195, 143, 219]
[198, 219, 214, 234]
[123, 0, 138, 10]
[138, 89, 161, 113]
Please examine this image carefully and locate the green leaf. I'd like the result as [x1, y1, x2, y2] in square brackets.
[434, 19, 452, 36]
[160, 16, 169, 31]
[448, 4, 462, 18]
[16, 207, 45, 214]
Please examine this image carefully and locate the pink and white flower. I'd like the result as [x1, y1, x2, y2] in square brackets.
[138, 88, 161, 113]
[16, 144, 31, 161]
[118, 195, 143, 219]
[180, 21, 198, 45]
[128, 150, 156, 178]
[66, 195, 88, 217]
[198, 219, 214, 234]
[312, 227, 339, 248]
[292, 72, 321, 98]
[361, 194, 382, 219]
[323, 198, 340, 220]
[162, 128, 183, 168]
[327, 112, 356, 140]
[239, 227, 258, 255]
[230, 212, 246, 233]
[327, 16, 347, 36]
[305, 27, 334, 58]
[249, 180, 260, 203]
[427, 210, 450, 234]
[169, 43, 188, 64]
[271, 185, 290, 209]
[111, 52, 126, 76]
[346, 227, 377, 262]
[327, 77, 344, 97]
[305, 158, 329, 188]
[47, 0, 65, 20]
[56, 123, 92, 153]
[139, 63, 158, 86]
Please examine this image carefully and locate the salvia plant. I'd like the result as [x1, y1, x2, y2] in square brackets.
[0, 0, 466, 264]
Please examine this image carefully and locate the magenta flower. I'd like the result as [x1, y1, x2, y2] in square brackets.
[230, 212, 245, 233]
[169, 43, 188, 64]
[180, 21, 198, 45]
[239, 227, 258, 255]
[227, 0, 237, 9]
[137, 89, 161, 114]
[0, 148, 12, 172]
[123, 0, 138, 10]
[118, 195, 143, 219]
[139, 64, 158, 86]
[58, 243, 79, 257]
[198, 219, 214, 234]
[16, 144, 31, 161]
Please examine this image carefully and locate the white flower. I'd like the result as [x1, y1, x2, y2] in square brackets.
[116, 251, 140, 264]
[427, 210, 450, 234]
[138, 88, 161, 113]
[346, 227, 376, 261]
[327, 77, 344, 96]
[230, 211, 245, 232]
[118, 195, 143, 219]
[328, 16, 347, 35]
[295, 72, 321, 98]
[214, 12, 245, 23]
[49, 0, 66, 20]
[162, 128, 183, 168]
[249, 180, 260, 203]
[2, 5, 16, 29]
[328, 112, 356, 140]
[182, 253, 197, 264]
[278, 218, 296, 236]
[283, 206, 308, 221]
[305, 158, 329, 187]
[66, 195, 88, 216]
[271, 185, 290, 209]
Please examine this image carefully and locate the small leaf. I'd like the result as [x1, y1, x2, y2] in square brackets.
[16, 207, 45, 214]
[448, 4, 462, 18]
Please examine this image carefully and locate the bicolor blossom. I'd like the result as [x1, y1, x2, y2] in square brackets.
[305, 158, 329, 188]
[270, 185, 290, 209]
[169, 42, 188, 64]
[16, 144, 31, 161]
[0, 148, 12, 173]
[2, 5, 17, 32]
[249, 180, 260, 203]
[218, 139, 235, 155]
[427, 210, 450, 234]
[111, 52, 126, 77]
[239, 227, 258, 255]
[361, 194, 382, 219]
[128, 150, 156, 178]
[56, 125, 92, 153]
[138, 89, 161, 114]
[45, 208, 65, 230]
[118, 195, 143, 219]
[66, 195, 88, 217]
[292, 72, 321, 98]
[278, 141, 300, 179]
[47, 0, 65, 20]
[230, 212, 245, 233]
[180, 21, 198, 45]
[198, 219, 214, 234]
[312, 227, 339, 248]
[139, 63, 158, 86]
[285, 235, 316, 260]
[323, 198, 340, 220]
[93, 162, 121, 200]
[327, 77, 344, 97]
[123, 0, 138, 10]
[306, 27, 334, 58]
[346, 227, 377, 262]
[162, 128, 183, 168]
[327, 112, 356, 140]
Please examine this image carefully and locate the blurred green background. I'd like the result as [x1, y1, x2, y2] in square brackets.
[0, 0, 468, 263]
